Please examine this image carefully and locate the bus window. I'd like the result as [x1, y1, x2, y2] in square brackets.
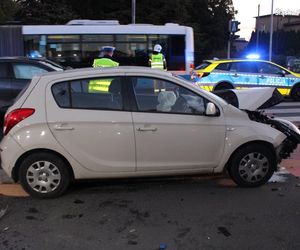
[19, 23, 194, 71]
[115, 43, 148, 66]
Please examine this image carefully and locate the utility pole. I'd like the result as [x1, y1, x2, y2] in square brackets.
[269, 0, 274, 61]
[132, 0, 136, 24]
[256, 4, 260, 52]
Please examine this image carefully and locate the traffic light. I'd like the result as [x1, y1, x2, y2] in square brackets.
[229, 20, 241, 34]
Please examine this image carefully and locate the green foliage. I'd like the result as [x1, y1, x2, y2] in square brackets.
[0, 0, 18, 23]
[15, 0, 77, 24]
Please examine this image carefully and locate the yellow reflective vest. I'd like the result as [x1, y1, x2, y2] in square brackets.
[90, 57, 119, 93]
[150, 53, 164, 70]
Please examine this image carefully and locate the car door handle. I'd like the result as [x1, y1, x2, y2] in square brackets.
[259, 75, 266, 79]
[54, 125, 74, 131]
[232, 73, 239, 77]
[137, 127, 157, 132]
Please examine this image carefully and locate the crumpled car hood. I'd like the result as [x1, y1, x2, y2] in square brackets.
[213, 87, 283, 111]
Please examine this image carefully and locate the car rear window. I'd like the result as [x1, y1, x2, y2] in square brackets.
[195, 62, 211, 70]
[215, 63, 230, 71]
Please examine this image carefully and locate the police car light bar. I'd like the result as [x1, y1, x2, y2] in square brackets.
[246, 54, 260, 60]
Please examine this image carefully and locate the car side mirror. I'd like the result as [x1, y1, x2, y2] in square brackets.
[205, 102, 218, 116]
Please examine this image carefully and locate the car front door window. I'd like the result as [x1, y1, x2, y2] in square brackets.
[257, 62, 288, 87]
[132, 77, 207, 115]
[257, 62, 284, 75]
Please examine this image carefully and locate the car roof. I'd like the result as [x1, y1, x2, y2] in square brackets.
[37, 66, 173, 80]
[0, 56, 65, 69]
[0, 56, 46, 61]
[207, 59, 272, 64]
[0, 56, 59, 65]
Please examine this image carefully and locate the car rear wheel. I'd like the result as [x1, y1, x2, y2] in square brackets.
[291, 84, 300, 101]
[19, 152, 71, 198]
[228, 144, 276, 187]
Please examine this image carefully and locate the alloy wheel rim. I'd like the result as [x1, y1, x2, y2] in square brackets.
[26, 161, 61, 193]
[238, 152, 269, 183]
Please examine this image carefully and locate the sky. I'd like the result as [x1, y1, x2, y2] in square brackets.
[232, 0, 300, 40]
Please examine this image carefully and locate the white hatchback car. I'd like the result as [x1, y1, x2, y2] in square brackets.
[0, 67, 299, 198]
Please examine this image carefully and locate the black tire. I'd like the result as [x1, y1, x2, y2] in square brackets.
[291, 84, 300, 101]
[228, 144, 276, 187]
[19, 152, 71, 198]
[214, 82, 233, 91]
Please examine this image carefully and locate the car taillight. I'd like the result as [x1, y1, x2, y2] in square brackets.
[3, 108, 35, 136]
[197, 72, 210, 78]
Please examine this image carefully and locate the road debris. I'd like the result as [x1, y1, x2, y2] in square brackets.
[0, 205, 8, 220]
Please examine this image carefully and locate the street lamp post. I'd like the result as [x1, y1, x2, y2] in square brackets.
[269, 0, 274, 61]
[132, 0, 136, 24]
[256, 4, 260, 52]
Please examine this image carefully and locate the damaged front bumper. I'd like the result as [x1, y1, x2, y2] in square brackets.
[247, 110, 300, 163]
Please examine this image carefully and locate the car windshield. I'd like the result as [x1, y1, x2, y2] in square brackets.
[38, 60, 65, 71]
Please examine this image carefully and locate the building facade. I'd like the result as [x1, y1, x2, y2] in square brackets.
[256, 14, 300, 33]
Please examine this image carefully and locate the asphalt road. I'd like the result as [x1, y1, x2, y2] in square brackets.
[264, 101, 300, 126]
[0, 173, 300, 250]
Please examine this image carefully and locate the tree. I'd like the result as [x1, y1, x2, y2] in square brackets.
[15, 0, 77, 24]
[0, 0, 18, 23]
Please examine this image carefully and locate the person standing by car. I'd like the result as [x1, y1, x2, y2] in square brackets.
[92, 46, 119, 68]
[90, 46, 119, 93]
[148, 44, 167, 70]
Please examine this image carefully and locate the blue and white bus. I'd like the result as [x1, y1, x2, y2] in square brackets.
[0, 20, 194, 72]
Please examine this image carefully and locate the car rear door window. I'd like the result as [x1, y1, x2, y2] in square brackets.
[131, 77, 207, 115]
[52, 77, 124, 110]
[12, 63, 48, 79]
[230, 62, 258, 73]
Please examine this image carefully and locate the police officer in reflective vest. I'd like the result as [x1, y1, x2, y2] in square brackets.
[149, 44, 167, 70]
[90, 46, 119, 93]
[93, 46, 119, 68]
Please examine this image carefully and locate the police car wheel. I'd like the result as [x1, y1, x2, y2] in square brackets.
[19, 152, 71, 198]
[291, 84, 300, 101]
[229, 144, 276, 187]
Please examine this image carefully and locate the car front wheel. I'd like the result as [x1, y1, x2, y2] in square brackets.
[19, 152, 71, 198]
[228, 144, 276, 187]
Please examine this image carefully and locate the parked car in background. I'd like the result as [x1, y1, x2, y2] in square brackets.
[190, 59, 300, 101]
[0, 57, 64, 114]
[1, 67, 299, 198]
